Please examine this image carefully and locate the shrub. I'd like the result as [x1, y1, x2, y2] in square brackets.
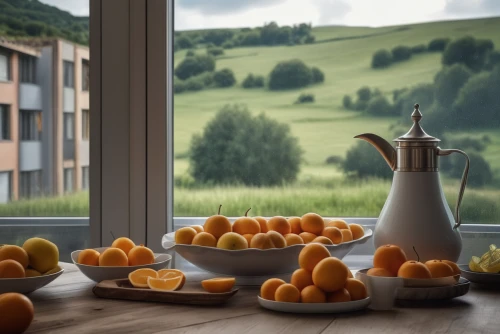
[366, 96, 392, 116]
[304, 35, 315, 44]
[185, 49, 195, 57]
[184, 77, 205, 91]
[342, 95, 353, 109]
[433, 64, 472, 107]
[203, 29, 234, 46]
[428, 38, 450, 52]
[411, 44, 426, 54]
[448, 152, 493, 188]
[354, 100, 368, 111]
[222, 40, 234, 49]
[448, 136, 486, 152]
[174, 54, 215, 80]
[356, 86, 371, 102]
[392, 88, 408, 102]
[176, 35, 194, 49]
[197, 72, 215, 87]
[311, 67, 325, 84]
[253, 75, 265, 87]
[213, 68, 236, 87]
[342, 141, 393, 179]
[207, 46, 224, 56]
[242, 73, 265, 88]
[391, 46, 412, 62]
[325, 155, 343, 165]
[174, 78, 187, 94]
[268, 59, 313, 90]
[238, 31, 261, 46]
[189, 104, 303, 186]
[485, 50, 500, 70]
[393, 83, 435, 118]
[442, 36, 494, 71]
[295, 93, 315, 104]
[371, 49, 392, 69]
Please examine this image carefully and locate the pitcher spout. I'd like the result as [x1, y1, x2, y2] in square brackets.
[354, 133, 397, 171]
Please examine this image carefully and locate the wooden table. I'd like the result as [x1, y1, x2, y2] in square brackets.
[26, 263, 500, 334]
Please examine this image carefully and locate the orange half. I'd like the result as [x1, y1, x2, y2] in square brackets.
[201, 277, 236, 293]
[128, 268, 158, 288]
[147, 275, 184, 291]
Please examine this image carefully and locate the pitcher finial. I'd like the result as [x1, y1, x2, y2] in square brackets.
[411, 103, 422, 123]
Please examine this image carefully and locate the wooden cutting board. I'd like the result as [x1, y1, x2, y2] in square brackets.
[92, 279, 239, 305]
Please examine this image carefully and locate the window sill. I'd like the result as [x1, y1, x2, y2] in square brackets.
[0, 80, 12, 84]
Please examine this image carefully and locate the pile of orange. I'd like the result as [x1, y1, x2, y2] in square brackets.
[368, 244, 461, 279]
[175, 206, 365, 250]
[260, 243, 367, 303]
[77, 237, 155, 267]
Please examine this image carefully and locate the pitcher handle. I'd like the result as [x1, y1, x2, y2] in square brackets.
[437, 148, 470, 229]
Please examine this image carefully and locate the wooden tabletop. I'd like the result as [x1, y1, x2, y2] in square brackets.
[25, 263, 500, 334]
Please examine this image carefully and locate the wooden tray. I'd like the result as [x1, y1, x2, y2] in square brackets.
[92, 279, 239, 305]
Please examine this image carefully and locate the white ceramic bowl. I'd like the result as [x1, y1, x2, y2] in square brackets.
[258, 296, 371, 313]
[71, 247, 172, 283]
[0, 268, 64, 294]
[162, 227, 372, 276]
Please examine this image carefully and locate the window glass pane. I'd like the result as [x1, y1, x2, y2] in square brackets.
[64, 113, 75, 140]
[64, 168, 74, 193]
[0, 171, 12, 203]
[0, 105, 9, 140]
[20, 110, 42, 141]
[19, 55, 37, 84]
[0, 52, 9, 81]
[63, 61, 75, 88]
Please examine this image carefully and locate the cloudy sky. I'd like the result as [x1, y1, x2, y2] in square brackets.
[40, 0, 500, 30]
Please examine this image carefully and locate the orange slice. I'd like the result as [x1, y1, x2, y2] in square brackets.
[157, 269, 186, 286]
[147, 276, 184, 291]
[201, 277, 236, 293]
[128, 268, 158, 288]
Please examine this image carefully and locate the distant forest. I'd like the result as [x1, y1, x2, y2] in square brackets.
[0, 0, 88, 45]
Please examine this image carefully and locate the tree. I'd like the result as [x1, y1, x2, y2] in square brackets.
[295, 93, 315, 104]
[242, 73, 264, 88]
[25, 22, 45, 36]
[411, 44, 426, 54]
[238, 31, 261, 46]
[356, 87, 371, 102]
[428, 38, 450, 52]
[176, 35, 194, 49]
[342, 141, 393, 179]
[433, 63, 472, 107]
[366, 96, 393, 116]
[213, 68, 236, 87]
[206, 46, 224, 56]
[268, 59, 313, 90]
[371, 49, 392, 68]
[393, 83, 435, 118]
[442, 36, 494, 71]
[311, 67, 325, 84]
[342, 95, 353, 109]
[448, 152, 493, 188]
[391, 46, 412, 62]
[203, 29, 234, 46]
[174, 55, 215, 80]
[189, 105, 303, 186]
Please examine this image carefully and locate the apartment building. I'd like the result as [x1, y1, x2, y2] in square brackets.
[0, 38, 89, 203]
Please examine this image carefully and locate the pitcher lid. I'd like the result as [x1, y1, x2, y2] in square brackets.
[394, 104, 440, 143]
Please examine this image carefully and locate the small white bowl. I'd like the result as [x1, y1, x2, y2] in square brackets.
[71, 247, 172, 283]
[258, 296, 371, 313]
[0, 268, 64, 294]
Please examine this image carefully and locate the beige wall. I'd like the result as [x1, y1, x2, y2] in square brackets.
[54, 40, 64, 195]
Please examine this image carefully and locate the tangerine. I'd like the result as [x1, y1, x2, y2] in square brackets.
[290, 268, 313, 291]
[274, 283, 300, 303]
[204, 205, 232, 239]
[260, 278, 286, 301]
[344, 278, 367, 301]
[99, 248, 128, 267]
[267, 216, 291, 235]
[298, 243, 331, 272]
[312, 257, 349, 292]
[300, 285, 326, 303]
[175, 227, 197, 245]
[111, 237, 135, 255]
[232, 209, 261, 235]
[0, 260, 25, 278]
[77, 249, 100, 266]
[192, 232, 217, 247]
[327, 288, 351, 303]
[397, 260, 432, 279]
[373, 244, 408, 276]
[321, 227, 343, 244]
[128, 245, 155, 266]
[0, 245, 29, 269]
[442, 260, 461, 276]
[425, 260, 454, 278]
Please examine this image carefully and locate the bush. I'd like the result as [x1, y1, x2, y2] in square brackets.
[189, 104, 303, 186]
[428, 38, 450, 52]
[354, 100, 368, 111]
[197, 72, 215, 87]
[342, 141, 393, 179]
[174, 78, 187, 94]
[203, 29, 234, 46]
[242, 73, 265, 88]
[253, 75, 265, 87]
[268, 59, 312, 90]
[295, 93, 315, 104]
[448, 136, 487, 152]
[176, 35, 194, 49]
[174, 54, 215, 80]
[213, 68, 236, 87]
[325, 155, 343, 165]
[207, 46, 224, 56]
[184, 77, 205, 91]
[411, 44, 426, 54]
[442, 36, 494, 71]
[371, 49, 392, 68]
[311, 67, 325, 84]
[392, 88, 408, 102]
[366, 96, 393, 116]
[433, 64, 472, 107]
[185, 49, 195, 57]
[448, 152, 493, 188]
[485, 50, 500, 70]
[342, 95, 353, 109]
[304, 35, 315, 44]
[393, 83, 435, 118]
[391, 46, 412, 62]
[222, 40, 234, 49]
[238, 31, 261, 46]
[356, 86, 371, 102]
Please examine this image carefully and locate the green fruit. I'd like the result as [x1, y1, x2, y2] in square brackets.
[22, 238, 59, 274]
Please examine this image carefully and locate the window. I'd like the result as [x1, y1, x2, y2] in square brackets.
[0, 50, 9, 81]
[64, 168, 74, 193]
[19, 54, 37, 84]
[19, 170, 42, 199]
[0, 105, 9, 140]
[82, 59, 90, 91]
[64, 113, 74, 140]
[0, 171, 12, 203]
[82, 166, 89, 190]
[82, 109, 89, 140]
[20, 110, 42, 141]
[63, 61, 74, 88]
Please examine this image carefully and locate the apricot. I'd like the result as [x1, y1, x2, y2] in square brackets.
[299, 232, 317, 244]
[344, 278, 367, 301]
[373, 244, 407, 276]
[267, 216, 291, 235]
[274, 283, 300, 303]
[287, 217, 302, 234]
[175, 227, 197, 245]
[321, 227, 343, 244]
[190, 225, 204, 233]
[398, 260, 432, 279]
[300, 285, 326, 303]
[77, 249, 100, 266]
[425, 260, 454, 278]
[442, 260, 461, 276]
[312, 236, 333, 245]
[25, 269, 41, 277]
[284, 233, 304, 246]
[0, 259, 25, 278]
[192, 232, 217, 247]
[242, 234, 254, 246]
[232, 208, 261, 235]
[111, 237, 135, 255]
[340, 229, 353, 242]
[99, 248, 128, 266]
[348, 224, 365, 240]
[260, 278, 286, 301]
[367, 267, 395, 277]
[254, 216, 268, 233]
[300, 213, 324, 235]
[0, 245, 29, 268]
[216, 232, 248, 250]
[250, 233, 274, 249]
[267, 231, 286, 248]
[326, 219, 349, 230]
[128, 245, 155, 266]
[312, 257, 349, 292]
[0, 293, 34, 334]
[298, 243, 330, 272]
[290, 268, 313, 291]
[204, 205, 232, 239]
[327, 288, 351, 303]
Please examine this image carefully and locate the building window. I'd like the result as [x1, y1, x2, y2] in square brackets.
[82, 59, 89, 91]
[0, 105, 10, 140]
[64, 113, 75, 140]
[19, 54, 37, 84]
[0, 51, 9, 81]
[82, 166, 89, 190]
[82, 109, 89, 140]
[20, 110, 42, 141]
[0, 171, 12, 203]
[64, 168, 74, 193]
[19, 170, 42, 199]
[63, 61, 74, 88]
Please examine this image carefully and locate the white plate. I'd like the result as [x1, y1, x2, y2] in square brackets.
[0, 268, 64, 294]
[162, 227, 372, 276]
[258, 296, 371, 313]
[71, 247, 171, 283]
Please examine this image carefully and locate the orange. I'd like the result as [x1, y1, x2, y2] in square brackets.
[348, 270, 353, 278]
[0, 245, 29, 268]
[250, 233, 274, 249]
[128, 245, 155, 266]
[204, 206, 232, 239]
[349, 224, 365, 240]
[373, 244, 408, 276]
[327, 288, 351, 303]
[300, 213, 324, 235]
[147, 275, 184, 291]
[192, 232, 217, 247]
[367, 267, 395, 277]
[201, 277, 236, 293]
[0, 293, 34, 334]
[111, 237, 136, 255]
[242, 234, 254, 246]
[397, 261, 432, 279]
[425, 260, 455, 278]
[321, 227, 343, 244]
[25, 269, 41, 277]
[312, 257, 349, 292]
[442, 260, 461, 276]
[300, 285, 326, 303]
[128, 268, 158, 288]
[284, 233, 303, 246]
[217, 232, 248, 250]
[290, 268, 313, 291]
[274, 283, 300, 303]
[191, 225, 204, 233]
[157, 269, 186, 287]
[260, 278, 286, 301]
[299, 232, 317, 244]
[340, 229, 353, 242]
[175, 227, 198, 245]
[232, 210, 261, 235]
[326, 219, 349, 230]
[77, 249, 100, 266]
[267, 231, 286, 248]
[288, 217, 302, 234]
[0, 259, 25, 278]
[312, 236, 333, 245]
[254, 216, 268, 233]
[267, 216, 291, 235]
[299, 243, 331, 272]
[344, 278, 367, 301]
[99, 248, 128, 267]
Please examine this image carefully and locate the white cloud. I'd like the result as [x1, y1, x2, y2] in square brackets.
[39, 0, 89, 16]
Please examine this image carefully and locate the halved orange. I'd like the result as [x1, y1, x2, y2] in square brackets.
[157, 269, 186, 286]
[128, 268, 158, 288]
[201, 277, 236, 293]
[147, 276, 184, 291]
